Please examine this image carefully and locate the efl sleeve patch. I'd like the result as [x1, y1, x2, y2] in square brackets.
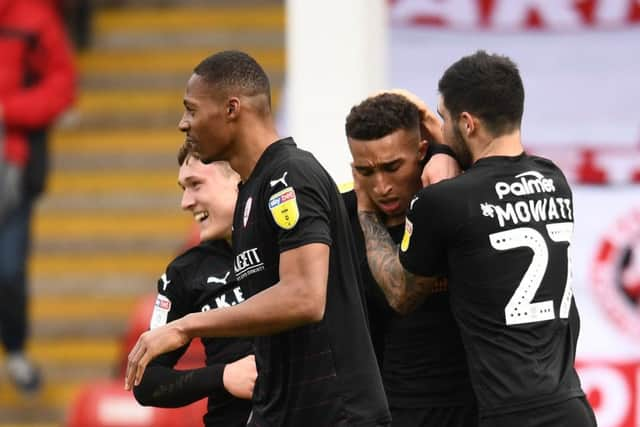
[268, 187, 300, 230]
[400, 218, 413, 252]
[149, 294, 172, 329]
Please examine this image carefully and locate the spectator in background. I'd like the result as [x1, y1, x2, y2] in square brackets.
[0, 0, 76, 394]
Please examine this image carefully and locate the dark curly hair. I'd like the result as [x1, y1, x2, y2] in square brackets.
[438, 50, 524, 136]
[345, 93, 420, 140]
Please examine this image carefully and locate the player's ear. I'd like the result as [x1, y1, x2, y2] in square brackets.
[226, 97, 240, 119]
[459, 112, 475, 137]
[417, 139, 428, 162]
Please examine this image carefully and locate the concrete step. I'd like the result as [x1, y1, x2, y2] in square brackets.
[32, 296, 138, 322]
[32, 273, 159, 297]
[47, 169, 179, 195]
[51, 128, 181, 155]
[59, 87, 281, 130]
[81, 70, 284, 91]
[93, 30, 283, 51]
[51, 152, 176, 171]
[96, 0, 282, 7]
[78, 48, 284, 74]
[33, 212, 189, 241]
[30, 251, 174, 277]
[37, 193, 181, 213]
[95, 5, 284, 33]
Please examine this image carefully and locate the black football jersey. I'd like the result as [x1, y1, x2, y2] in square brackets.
[149, 240, 253, 426]
[343, 189, 475, 409]
[399, 153, 585, 416]
[232, 138, 390, 426]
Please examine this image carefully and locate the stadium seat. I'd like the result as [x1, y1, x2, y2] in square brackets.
[66, 379, 206, 427]
[118, 293, 205, 376]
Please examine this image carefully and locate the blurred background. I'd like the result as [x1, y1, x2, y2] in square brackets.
[0, 0, 638, 426]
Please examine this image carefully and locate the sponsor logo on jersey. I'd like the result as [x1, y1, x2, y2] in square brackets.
[160, 273, 171, 291]
[207, 271, 230, 285]
[400, 218, 413, 252]
[495, 170, 556, 200]
[592, 207, 640, 340]
[150, 294, 171, 329]
[201, 286, 246, 311]
[243, 197, 253, 227]
[234, 247, 265, 280]
[268, 187, 299, 230]
[409, 196, 419, 210]
[270, 171, 289, 188]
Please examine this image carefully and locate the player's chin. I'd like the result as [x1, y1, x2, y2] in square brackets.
[199, 226, 225, 242]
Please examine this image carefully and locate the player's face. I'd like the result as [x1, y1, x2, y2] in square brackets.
[438, 95, 472, 169]
[349, 128, 426, 226]
[178, 157, 238, 241]
[179, 74, 232, 164]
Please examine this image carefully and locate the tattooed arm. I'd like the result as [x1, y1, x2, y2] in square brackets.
[357, 211, 445, 315]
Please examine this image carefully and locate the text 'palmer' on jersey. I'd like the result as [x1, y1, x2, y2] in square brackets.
[232, 138, 390, 427]
[147, 240, 253, 427]
[399, 153, 585, 417]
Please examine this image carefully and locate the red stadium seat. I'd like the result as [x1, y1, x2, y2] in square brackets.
[66, 380, 206, 427]
[118, 293, 205, 376]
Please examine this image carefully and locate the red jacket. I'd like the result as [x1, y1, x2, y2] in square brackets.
[0, 0, 76, 167]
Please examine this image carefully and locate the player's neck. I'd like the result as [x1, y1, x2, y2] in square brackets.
[229, 119, 280, 182]
[472, 130, 523, 162]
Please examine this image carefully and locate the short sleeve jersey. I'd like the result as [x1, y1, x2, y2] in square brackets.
[150, 240, 253, 426]
[232, 138, 390, 427]
[399, 153, 584, 416]
[342, 189, 474, 409]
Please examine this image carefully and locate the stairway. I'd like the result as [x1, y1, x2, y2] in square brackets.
[0, 1, 284, 426]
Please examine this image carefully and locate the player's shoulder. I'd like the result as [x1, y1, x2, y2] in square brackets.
[339, 185, 357, 216]
[167, 240, 232, 275]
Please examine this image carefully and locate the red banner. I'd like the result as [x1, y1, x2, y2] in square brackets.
[391, 0, 640, 30]
[578, 360, 640, 427]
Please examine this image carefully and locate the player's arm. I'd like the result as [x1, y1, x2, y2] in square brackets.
[125, 243, 329, 390]
[134, 354, 256, 406]
[357, 211, 441, 314]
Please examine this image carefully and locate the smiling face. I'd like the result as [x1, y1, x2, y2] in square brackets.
[178, 73, 233, 164]
[178, 157, 239, 241]
[348, 128, 426, 226]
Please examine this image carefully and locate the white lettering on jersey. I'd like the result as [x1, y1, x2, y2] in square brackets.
[234, 248, 265, 280]
[207, 271, 230, 285]
[481, 197, 572, 228]
[160, 273, 171, 291]
[270, 171, 288, 188]
[495, 171, 556, 200]
[149, 294, 171, 329]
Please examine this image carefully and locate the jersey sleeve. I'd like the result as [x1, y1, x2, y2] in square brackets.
[398, 187, 449, 277]
[263, 159, 332, 252]
[145, 261, 193, 368]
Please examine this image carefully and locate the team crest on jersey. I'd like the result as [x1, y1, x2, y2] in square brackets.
[592, 207, 640, 340]
[400, 218, 413, 252]
[243, 197, 253, 227]
[149, 294, 171, 329]
[268, 187, 299, 230]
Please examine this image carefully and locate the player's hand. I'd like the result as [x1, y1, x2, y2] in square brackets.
[351, 166, 377, 214]
[377, 88, 444, 145]
[223, 354, 257, 400]
[124, 321, 189, 390]
[422, 153, 461, 186]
